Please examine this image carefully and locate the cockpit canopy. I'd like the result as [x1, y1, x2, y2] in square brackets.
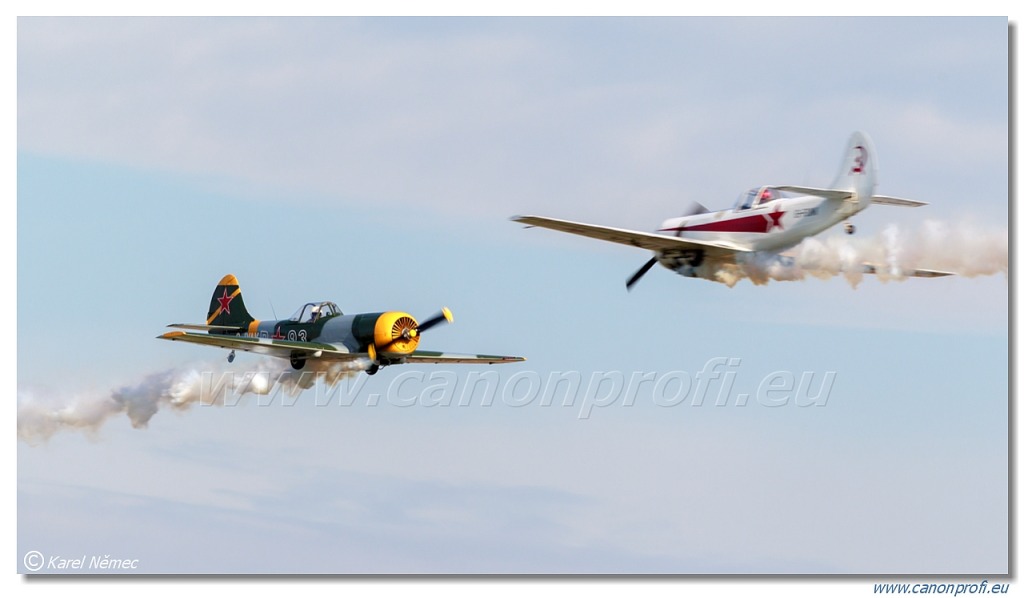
[288, 301, 342, 323]
[733, 186, 786, 211]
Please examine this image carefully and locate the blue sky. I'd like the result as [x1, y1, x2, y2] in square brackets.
[14, 15, 1008, 583]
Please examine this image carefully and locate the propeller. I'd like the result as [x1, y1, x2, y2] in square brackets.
[622, 202, 705, 292]
[377, 307, 454, 353]
[415, 307, 454, 334]
[626, 257, 659, 291]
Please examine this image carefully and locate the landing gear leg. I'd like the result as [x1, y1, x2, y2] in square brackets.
[844, 222, 856, 235]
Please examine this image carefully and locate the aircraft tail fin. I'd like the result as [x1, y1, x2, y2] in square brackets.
[829, 131, 877, 212]
[206, 274, 255, 328]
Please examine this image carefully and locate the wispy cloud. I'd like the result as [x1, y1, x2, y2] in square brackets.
[18, 18, 1006, 225]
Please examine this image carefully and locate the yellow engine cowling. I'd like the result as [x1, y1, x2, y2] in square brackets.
[374, 311, 421, 354]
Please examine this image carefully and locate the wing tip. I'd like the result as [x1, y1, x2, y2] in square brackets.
[870, 195, 928, 207]
[913, 269, 955, 278]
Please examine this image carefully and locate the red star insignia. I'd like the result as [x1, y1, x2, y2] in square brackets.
[765, 207, 785, 232]
[217, 288, 235, 314]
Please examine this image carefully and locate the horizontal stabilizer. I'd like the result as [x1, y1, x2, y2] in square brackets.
[773, 185, 853, 201]
[870, 195, 927, 207]
[862, 264, 954, 278]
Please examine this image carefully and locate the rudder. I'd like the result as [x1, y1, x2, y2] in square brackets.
[829, 131, 877, 212]
[207, 274, 255, 327]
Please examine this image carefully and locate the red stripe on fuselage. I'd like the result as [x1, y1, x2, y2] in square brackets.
[660, 212, 775, 234]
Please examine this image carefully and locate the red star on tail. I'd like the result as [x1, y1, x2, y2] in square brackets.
[217, 288, 235, 314]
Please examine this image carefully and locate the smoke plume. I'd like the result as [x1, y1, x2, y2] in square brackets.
[713, 220, 1007, 287]
[17, 357, 369, 444]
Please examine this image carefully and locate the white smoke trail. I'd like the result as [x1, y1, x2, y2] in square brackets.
[17, 357, 370, 445]
[712, 220, 1007, 288]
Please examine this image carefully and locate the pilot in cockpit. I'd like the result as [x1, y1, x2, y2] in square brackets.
[309, 305, 320, 323]
[758, 188, 773, 205]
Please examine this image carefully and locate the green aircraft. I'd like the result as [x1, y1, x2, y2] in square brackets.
[159, 275, 524, 375]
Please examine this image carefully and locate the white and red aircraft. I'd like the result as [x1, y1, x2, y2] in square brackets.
[513, 132, 950, 289]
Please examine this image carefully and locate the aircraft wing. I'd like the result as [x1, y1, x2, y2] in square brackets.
[511, 215, 744, 258]
[403, 351, 526, 365]
[158, 331, 368, 361]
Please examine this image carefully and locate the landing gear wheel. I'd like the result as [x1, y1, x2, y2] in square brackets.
[367, 364, 380, 376]
[844, 222, 856, 235]
[290, 357, 306, 370]
[227, 350, 235, 363]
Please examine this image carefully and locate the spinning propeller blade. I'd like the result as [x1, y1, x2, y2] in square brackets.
[416, 307, 454, 333]
[626, 257, 659, 291]
[681, 201, 710, 217]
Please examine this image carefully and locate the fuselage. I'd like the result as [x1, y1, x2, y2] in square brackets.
[246, 313, 359, 348]
[658, 193, 855, 253]
[234, 302, 422, 358]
